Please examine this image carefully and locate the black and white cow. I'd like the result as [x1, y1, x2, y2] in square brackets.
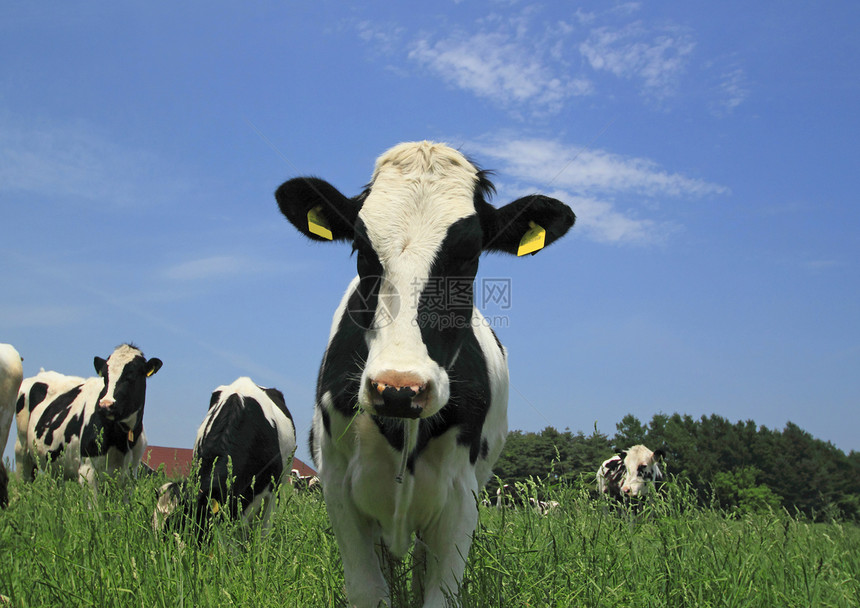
[492, 483, 559, 516]
[1, 343, 24, 459]
[289, 469, 320, 493]
[153, 377, 296, 538]
[276, 141, 575, 607]
[15, 344, 162, 488]
[597, 444, 665, 501]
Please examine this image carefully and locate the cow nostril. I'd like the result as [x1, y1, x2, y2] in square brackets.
[99, 398, 115, 409]
[371, 380, 426, 396]
[370, 371, 428, 399]
[368, 374, 430, 418]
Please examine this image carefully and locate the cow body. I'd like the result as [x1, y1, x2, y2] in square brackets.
[597, 444, 665, 500]
[0, 343, 24, 455]
[276, 141, 574, 607]
[14, 344, 161, 488]
[153, 377, 297, 537]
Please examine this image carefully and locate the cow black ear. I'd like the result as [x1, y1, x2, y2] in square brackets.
[275, 177, 361, 243]
[208, 391, 222, 410]
[480, 194, 575, 256]
[653, 448, 666, 461]
[146, 358, 163, 378]
[94, 357, 107, 376]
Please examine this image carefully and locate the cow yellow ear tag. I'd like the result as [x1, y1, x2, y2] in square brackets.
[211, 500, 220, 515]
[307, 205, 333, 240]
[517, 221, 546, 256]
[127, 430, 134, 442]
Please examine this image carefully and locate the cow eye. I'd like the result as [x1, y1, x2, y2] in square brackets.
[356, 249, 383, 279]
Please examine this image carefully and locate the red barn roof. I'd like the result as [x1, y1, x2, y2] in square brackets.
[142, 446, 193, 477]
[142, 445, 316, 479]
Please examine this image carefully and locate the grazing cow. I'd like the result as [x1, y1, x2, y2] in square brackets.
[492, 483, 558, 516]
[289, 469, 320, 493]
[15, 344, 162, 488]
[275, 141, 575, 607]
[153, 377, 296, 538]
[597, 445, 665, 500]
[1, 343, 24, 456]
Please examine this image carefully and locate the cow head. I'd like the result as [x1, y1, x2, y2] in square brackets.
[276, 141, 574, 419]
[94, 344, 162, 431]
[618, 445, 665, 497]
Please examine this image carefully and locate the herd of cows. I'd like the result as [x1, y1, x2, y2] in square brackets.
[1, 142, 665, 607]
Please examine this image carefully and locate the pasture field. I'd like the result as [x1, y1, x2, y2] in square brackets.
[1, 469, 858, 607]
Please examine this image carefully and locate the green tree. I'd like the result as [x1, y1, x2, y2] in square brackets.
[712, 466, 781, 515]
[613, 414, 648, 448]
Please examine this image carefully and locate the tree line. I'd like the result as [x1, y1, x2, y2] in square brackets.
[493, 413, 860, 522]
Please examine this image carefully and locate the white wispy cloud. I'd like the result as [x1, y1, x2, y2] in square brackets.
[0, 115, 190, 207]
[579, 21, 695, 100]
[161, 255, 254, 281]
[409, 31, 592, 115]
[469, 137, 727, 244]
[562, 193, 677, 245]
[713, 67, 749, 116]
[471, 138, 727, 198]
[355, 6, 748, 115]
[0, 304, 87, 328]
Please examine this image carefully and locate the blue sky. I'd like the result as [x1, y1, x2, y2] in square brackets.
[2, 1, 859, 467]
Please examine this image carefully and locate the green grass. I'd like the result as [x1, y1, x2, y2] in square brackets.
[1, 470, 858, 607]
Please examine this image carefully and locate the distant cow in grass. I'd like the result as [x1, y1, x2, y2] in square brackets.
[598, 445, 665, 501]
[276, 141, 575, 607]
[153, 377, 296, 538]
[15, 344, 162, 488]
[1, 343, 24, 460]
[493, 483, 559, 516]
[289, 469, 320, 493]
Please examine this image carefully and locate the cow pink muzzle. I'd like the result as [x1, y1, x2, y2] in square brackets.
[368, 371, 429, 419]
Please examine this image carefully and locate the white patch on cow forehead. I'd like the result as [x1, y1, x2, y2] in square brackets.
[107, 344, 144, 368]
[623, 445, 654, 467]
[360, 141, 478, 263]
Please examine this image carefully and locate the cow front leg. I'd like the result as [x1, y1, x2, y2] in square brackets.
[78, 457, 101, 491]
[14, 438, 35, 481]
[417, 488, 479, 608]
[323, 480, 389, 607]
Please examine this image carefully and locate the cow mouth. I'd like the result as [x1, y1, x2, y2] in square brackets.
[369, 381, 428, 419]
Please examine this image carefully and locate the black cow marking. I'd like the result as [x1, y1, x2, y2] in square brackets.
[35, 387, 82, 446]
[26, 382, 50, 413]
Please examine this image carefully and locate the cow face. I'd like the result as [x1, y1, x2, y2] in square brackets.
[619, 445, 665, 497]
[276, 141, 574, 420]
[93, 344, 162, 430]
